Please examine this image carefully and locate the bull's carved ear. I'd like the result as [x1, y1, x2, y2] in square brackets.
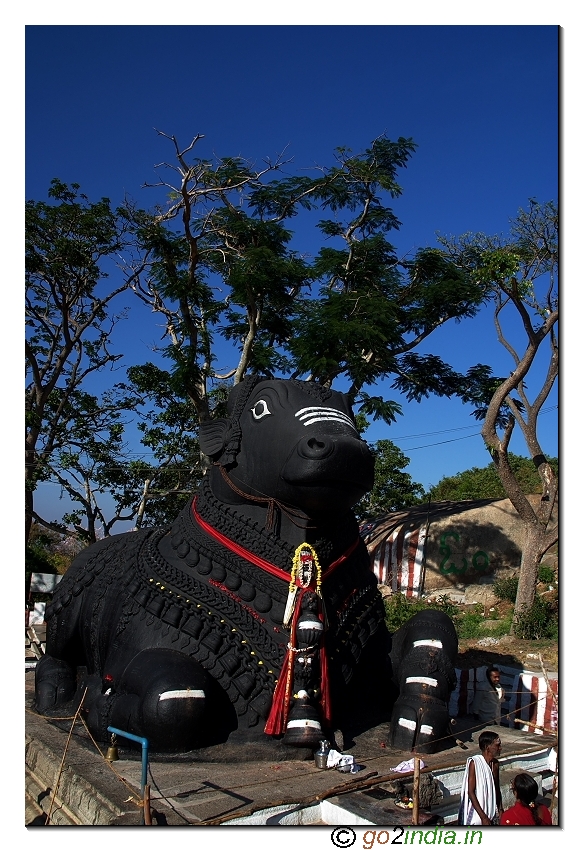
[199, 419, 230, 459]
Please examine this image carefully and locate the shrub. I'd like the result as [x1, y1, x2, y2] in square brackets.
[382, 592, 516, 641]
[432, 594, 458, 619]
[384, 594, 428, 632]
[383, 593, 459, 633]
[456, 610, 484, 639]
[493, 575, 519, 602]
[486, 614, 514, 637]
[514, 596, 559, 640]
[538, 564, 555, 585]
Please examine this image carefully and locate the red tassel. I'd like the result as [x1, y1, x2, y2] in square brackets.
[264, 649, 293, 735]
[265, 589, 304, 735]
[319, 637, 331, 724]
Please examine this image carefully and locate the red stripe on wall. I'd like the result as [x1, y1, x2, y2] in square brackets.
[395, 528, 404, 593]
[529, 676, 539, 728]
[405, 527, 420, 598]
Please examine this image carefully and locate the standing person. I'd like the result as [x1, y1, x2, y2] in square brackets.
[501, 773, 552, 825]
[471, 666, 505, 725]
[459, 730, 503, 826]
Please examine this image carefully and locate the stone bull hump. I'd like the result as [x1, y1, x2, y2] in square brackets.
[34, 377, 458, 757]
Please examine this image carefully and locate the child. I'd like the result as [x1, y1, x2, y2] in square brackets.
[501, 773, 552, 825]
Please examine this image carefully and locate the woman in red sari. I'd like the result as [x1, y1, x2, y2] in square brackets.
[501, 773, 552, 825]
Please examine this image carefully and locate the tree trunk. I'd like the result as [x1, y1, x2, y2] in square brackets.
[511, 522, 546, 632]
[135, 479, 152, 529]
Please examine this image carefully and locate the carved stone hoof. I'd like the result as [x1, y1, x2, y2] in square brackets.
[389, 697, 451, 754]
[34, 655, 77, 713]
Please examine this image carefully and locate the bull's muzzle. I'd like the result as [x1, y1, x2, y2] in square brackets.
[282, 433, 374, 495]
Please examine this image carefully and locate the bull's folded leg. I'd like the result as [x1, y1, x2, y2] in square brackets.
[389, 697, 452, 754]
[85, 648, 209, 752]
[389, 699, 419, 751]
[34, 655, 77, 713]
[413, 704, 452, 754]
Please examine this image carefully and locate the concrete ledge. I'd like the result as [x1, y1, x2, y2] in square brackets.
[25, 704, 141, 826]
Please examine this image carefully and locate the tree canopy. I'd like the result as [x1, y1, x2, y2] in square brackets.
[25, 180, 146, 542]
[428, 453, 558, 502]
[436, 199, 558, 624]
[355, 439, 425, 520]
[31, 136, 553, 544]
[130, 133, 488, 424]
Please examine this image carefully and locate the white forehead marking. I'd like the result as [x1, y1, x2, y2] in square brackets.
[295, 407, 357, 432]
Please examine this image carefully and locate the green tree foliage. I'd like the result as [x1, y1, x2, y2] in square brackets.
[355, 440, 425, 521]
[117, 363, 209, 528]
[428, 454, 558, 501]
[26, 523, 83, 589]
[25, 180, 146, 542]
[130, 134, 488, 426]
[25, 136, 498, 547]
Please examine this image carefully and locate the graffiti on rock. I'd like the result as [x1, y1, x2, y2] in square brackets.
[438, 531, 490, 576]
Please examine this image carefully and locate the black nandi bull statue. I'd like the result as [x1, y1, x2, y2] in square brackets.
[35, 377, 457, 755]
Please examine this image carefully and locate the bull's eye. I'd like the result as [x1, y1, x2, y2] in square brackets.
[251, 399, 271, 420]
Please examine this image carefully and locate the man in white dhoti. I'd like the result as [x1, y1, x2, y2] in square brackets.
[459, 730, 503, 825]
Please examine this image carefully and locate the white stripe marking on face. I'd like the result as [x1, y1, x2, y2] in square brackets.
[413, 639, 443, 649]
[159, 689, 205, 701]
[419, 724, 434, 736]
[295, 407, 357, 431]
[398, 718, 417, 730]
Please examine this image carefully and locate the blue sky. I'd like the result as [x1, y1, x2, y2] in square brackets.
[25, 22, 559, 526]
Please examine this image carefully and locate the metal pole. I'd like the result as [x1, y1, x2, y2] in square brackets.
[107, 726, 149, 824]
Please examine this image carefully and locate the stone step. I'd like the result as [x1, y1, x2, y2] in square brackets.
[25, 730, 136, 825]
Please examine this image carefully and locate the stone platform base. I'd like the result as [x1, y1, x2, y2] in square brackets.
[25, 672, 557, 827]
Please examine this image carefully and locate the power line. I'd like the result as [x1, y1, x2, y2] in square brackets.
[389, 405, 557, 443]
[404, 432, 482, 452]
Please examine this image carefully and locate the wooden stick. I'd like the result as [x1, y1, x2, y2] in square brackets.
[412, 757, 420, 825]
[512, 718, 556, 735]
[144, 785, 152, 826]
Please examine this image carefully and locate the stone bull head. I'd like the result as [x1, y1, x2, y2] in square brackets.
[199, 376, 375, 521]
